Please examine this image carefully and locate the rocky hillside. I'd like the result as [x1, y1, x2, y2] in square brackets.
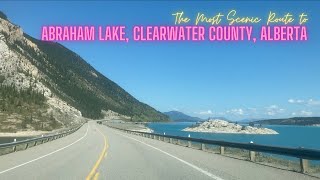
[0, 11, 168, 132]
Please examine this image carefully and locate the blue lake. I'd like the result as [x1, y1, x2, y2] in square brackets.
[147, 122, 320, 150]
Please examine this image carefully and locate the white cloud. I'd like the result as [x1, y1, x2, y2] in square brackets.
[288, 99, 305, 104]
[265, 105, 285, 116]
[216, 112, 226, 116]
[267, 111, 276, 116]
[288, 98, 320, 106]
[198, 110, 213, 115]
[301, 110, 313, 116]
[288, 99, 295, 103]
[226, 108, 244, 115]
[292, 110, 313, 116]
[247, 107, 257, 111]
[268, 105, 279, 109]
[307, 99, 320, 106]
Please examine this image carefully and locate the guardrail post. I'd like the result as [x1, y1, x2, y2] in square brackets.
[187, 134, 192, 147]
[300, 158, 309, 173]
[201, 143, 205, 151]
[188, 141, 191, 148]
[169, 138, 173, 143]
[249, 151, 256, 162]
[220, 146, 225, 155]
[158, 136, 161, 141]
[13, 145, 17, 152]
[249, 141, 255, 162]
[25, 143, 29, 150]
[177, 139, 180, 145]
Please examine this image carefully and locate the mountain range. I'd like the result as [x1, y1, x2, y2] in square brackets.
[164, 111, 203, 122]
[0, 11, 168, 132]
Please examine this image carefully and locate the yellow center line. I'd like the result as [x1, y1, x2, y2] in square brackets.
[93, 172, 100, 180]
[86, 125, 108, 180]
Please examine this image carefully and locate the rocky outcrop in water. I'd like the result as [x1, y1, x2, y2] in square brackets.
[183, 119, 278, 134]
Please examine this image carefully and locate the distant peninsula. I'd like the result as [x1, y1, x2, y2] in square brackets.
[253, 117, 320, 126]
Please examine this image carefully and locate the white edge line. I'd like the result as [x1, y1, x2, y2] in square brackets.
[117, 132, 224, 180]
[0, 123, 90, 175]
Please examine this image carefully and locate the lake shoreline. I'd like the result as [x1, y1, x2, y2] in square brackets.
[0, 130, 49, 137]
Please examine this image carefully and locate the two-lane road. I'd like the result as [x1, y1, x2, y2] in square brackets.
[0, 121, 317, 180]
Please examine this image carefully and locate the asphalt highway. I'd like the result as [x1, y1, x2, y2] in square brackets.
[0, 121, 317, 180]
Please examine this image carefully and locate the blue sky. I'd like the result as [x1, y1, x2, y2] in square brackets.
[1, 1, 319, 120]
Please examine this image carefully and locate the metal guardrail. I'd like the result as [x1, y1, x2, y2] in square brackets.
[105, 124, 320, 174]
[0, 123, 85, 154]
